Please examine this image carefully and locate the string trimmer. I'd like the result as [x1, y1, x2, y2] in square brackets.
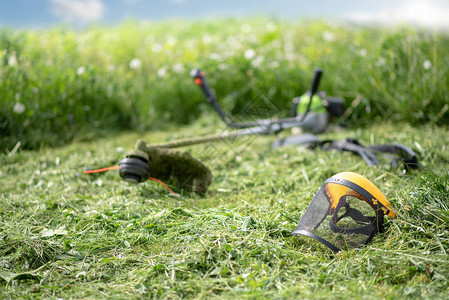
[84, 68, 417, 195]
[85, 68, 340, 194]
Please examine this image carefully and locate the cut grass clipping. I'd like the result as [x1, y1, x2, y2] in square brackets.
[1, 121, 448, 298]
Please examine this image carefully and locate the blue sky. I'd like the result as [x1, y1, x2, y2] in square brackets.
[1, 0, 449, 29]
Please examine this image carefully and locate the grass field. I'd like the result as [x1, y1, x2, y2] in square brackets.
[1, 18, 448, 150]
[1, 18, 449, 299]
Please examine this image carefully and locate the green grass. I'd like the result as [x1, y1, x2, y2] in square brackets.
[1, 16, 448, 299]
[1, 118, 448, 298]
[1, 18, 449, 150]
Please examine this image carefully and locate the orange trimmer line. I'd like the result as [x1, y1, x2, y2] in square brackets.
[148, 177, 178, 195]
[83, 166, 120, 173]
[83, 165, 178, 195]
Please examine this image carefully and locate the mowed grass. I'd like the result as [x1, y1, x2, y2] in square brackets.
[1, 117, 448, 299]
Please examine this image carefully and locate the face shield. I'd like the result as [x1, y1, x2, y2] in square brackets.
[292, 172, 396, 252]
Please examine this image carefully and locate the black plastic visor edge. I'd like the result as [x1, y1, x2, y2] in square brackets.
[292, 229, 341, 253]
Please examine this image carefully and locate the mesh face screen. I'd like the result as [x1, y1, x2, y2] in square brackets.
[295, 186, 331, 232]
[293, 183, 380, 251]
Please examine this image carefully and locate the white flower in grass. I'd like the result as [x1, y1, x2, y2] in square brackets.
[172, 63, 184, 74]
[266, 22, 277, 32]
[77, 66, 85, 75]
[8, 53, 17, 67]
[359, 48, 367, 57]
[129, 58, 142, 70]
[423, 60, 432, 70]
[226, 36, 241, 50]
[270, 61, 280, 68]
[322, 31, 336, 42]
[157, 67, 167, 77]
[251, 55, 264, 68]
[166, 36, 177, 47]
[218, 64, 228, 70]
[241, 24, 252, 33]
[209, 53, 221, 60]
[202, 34, 213, 44]
[244, 49, 256, 60]
[152, 43, 162, 53]
[375, 58, 386, 67]
[13, 103, 25, 114]
[76, 271, 86, 278]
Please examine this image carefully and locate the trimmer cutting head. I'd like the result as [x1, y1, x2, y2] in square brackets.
[118, 155, 151, 183]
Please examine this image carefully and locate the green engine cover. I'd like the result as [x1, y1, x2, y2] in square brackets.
[297, 94, 326, 115]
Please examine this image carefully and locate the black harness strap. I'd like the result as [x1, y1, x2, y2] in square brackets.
[367, 142, 418, 169]
[321, 139, 380, 167]
[274, 135, 418, 169]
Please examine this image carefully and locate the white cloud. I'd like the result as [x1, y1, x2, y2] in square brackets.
[50, 0, 104, 24]
[346, 0, 449, 30]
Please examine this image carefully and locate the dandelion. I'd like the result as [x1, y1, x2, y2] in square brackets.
[172, 63, 184, 74]
[76, 271, 87, 278]
[202, 34, 213, 44]
[376, 58, 386, 67]
[77, 66, 85, 75]
[271, 39, 282, 48]
[270, 61, 280, 68]
[322, 31, 336, 42]
[266, 22, 277, 32]
[218, 64, 228, 70]
[185, 40, 196, 50]
[423, 60, 432, 70]
[304, 37, 314, 45]
[129, 58, 142, 70]
[157, 67, 167, 77]
[285, 52, 295, 61]
[151, 43, 162, 53]
[244, 49, 256, 60]
[251, 55, 264, 68]
[226, 36, 241, 50]
[241, 24, 252, 33]
[8, 53, 17, 67]
[359, 49, 367, 57]
[13, 103, 25, 114]
[166, 36, 177, 47]
[209, 53, 222, 60]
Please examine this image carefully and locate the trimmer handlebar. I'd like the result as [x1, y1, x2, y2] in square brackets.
[190, 69, 216, 103]
[299, 68, 323, 121]
[191, 68, 235, 125]
[191, 67, 343, 133]
[309, 68, 323, 96]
